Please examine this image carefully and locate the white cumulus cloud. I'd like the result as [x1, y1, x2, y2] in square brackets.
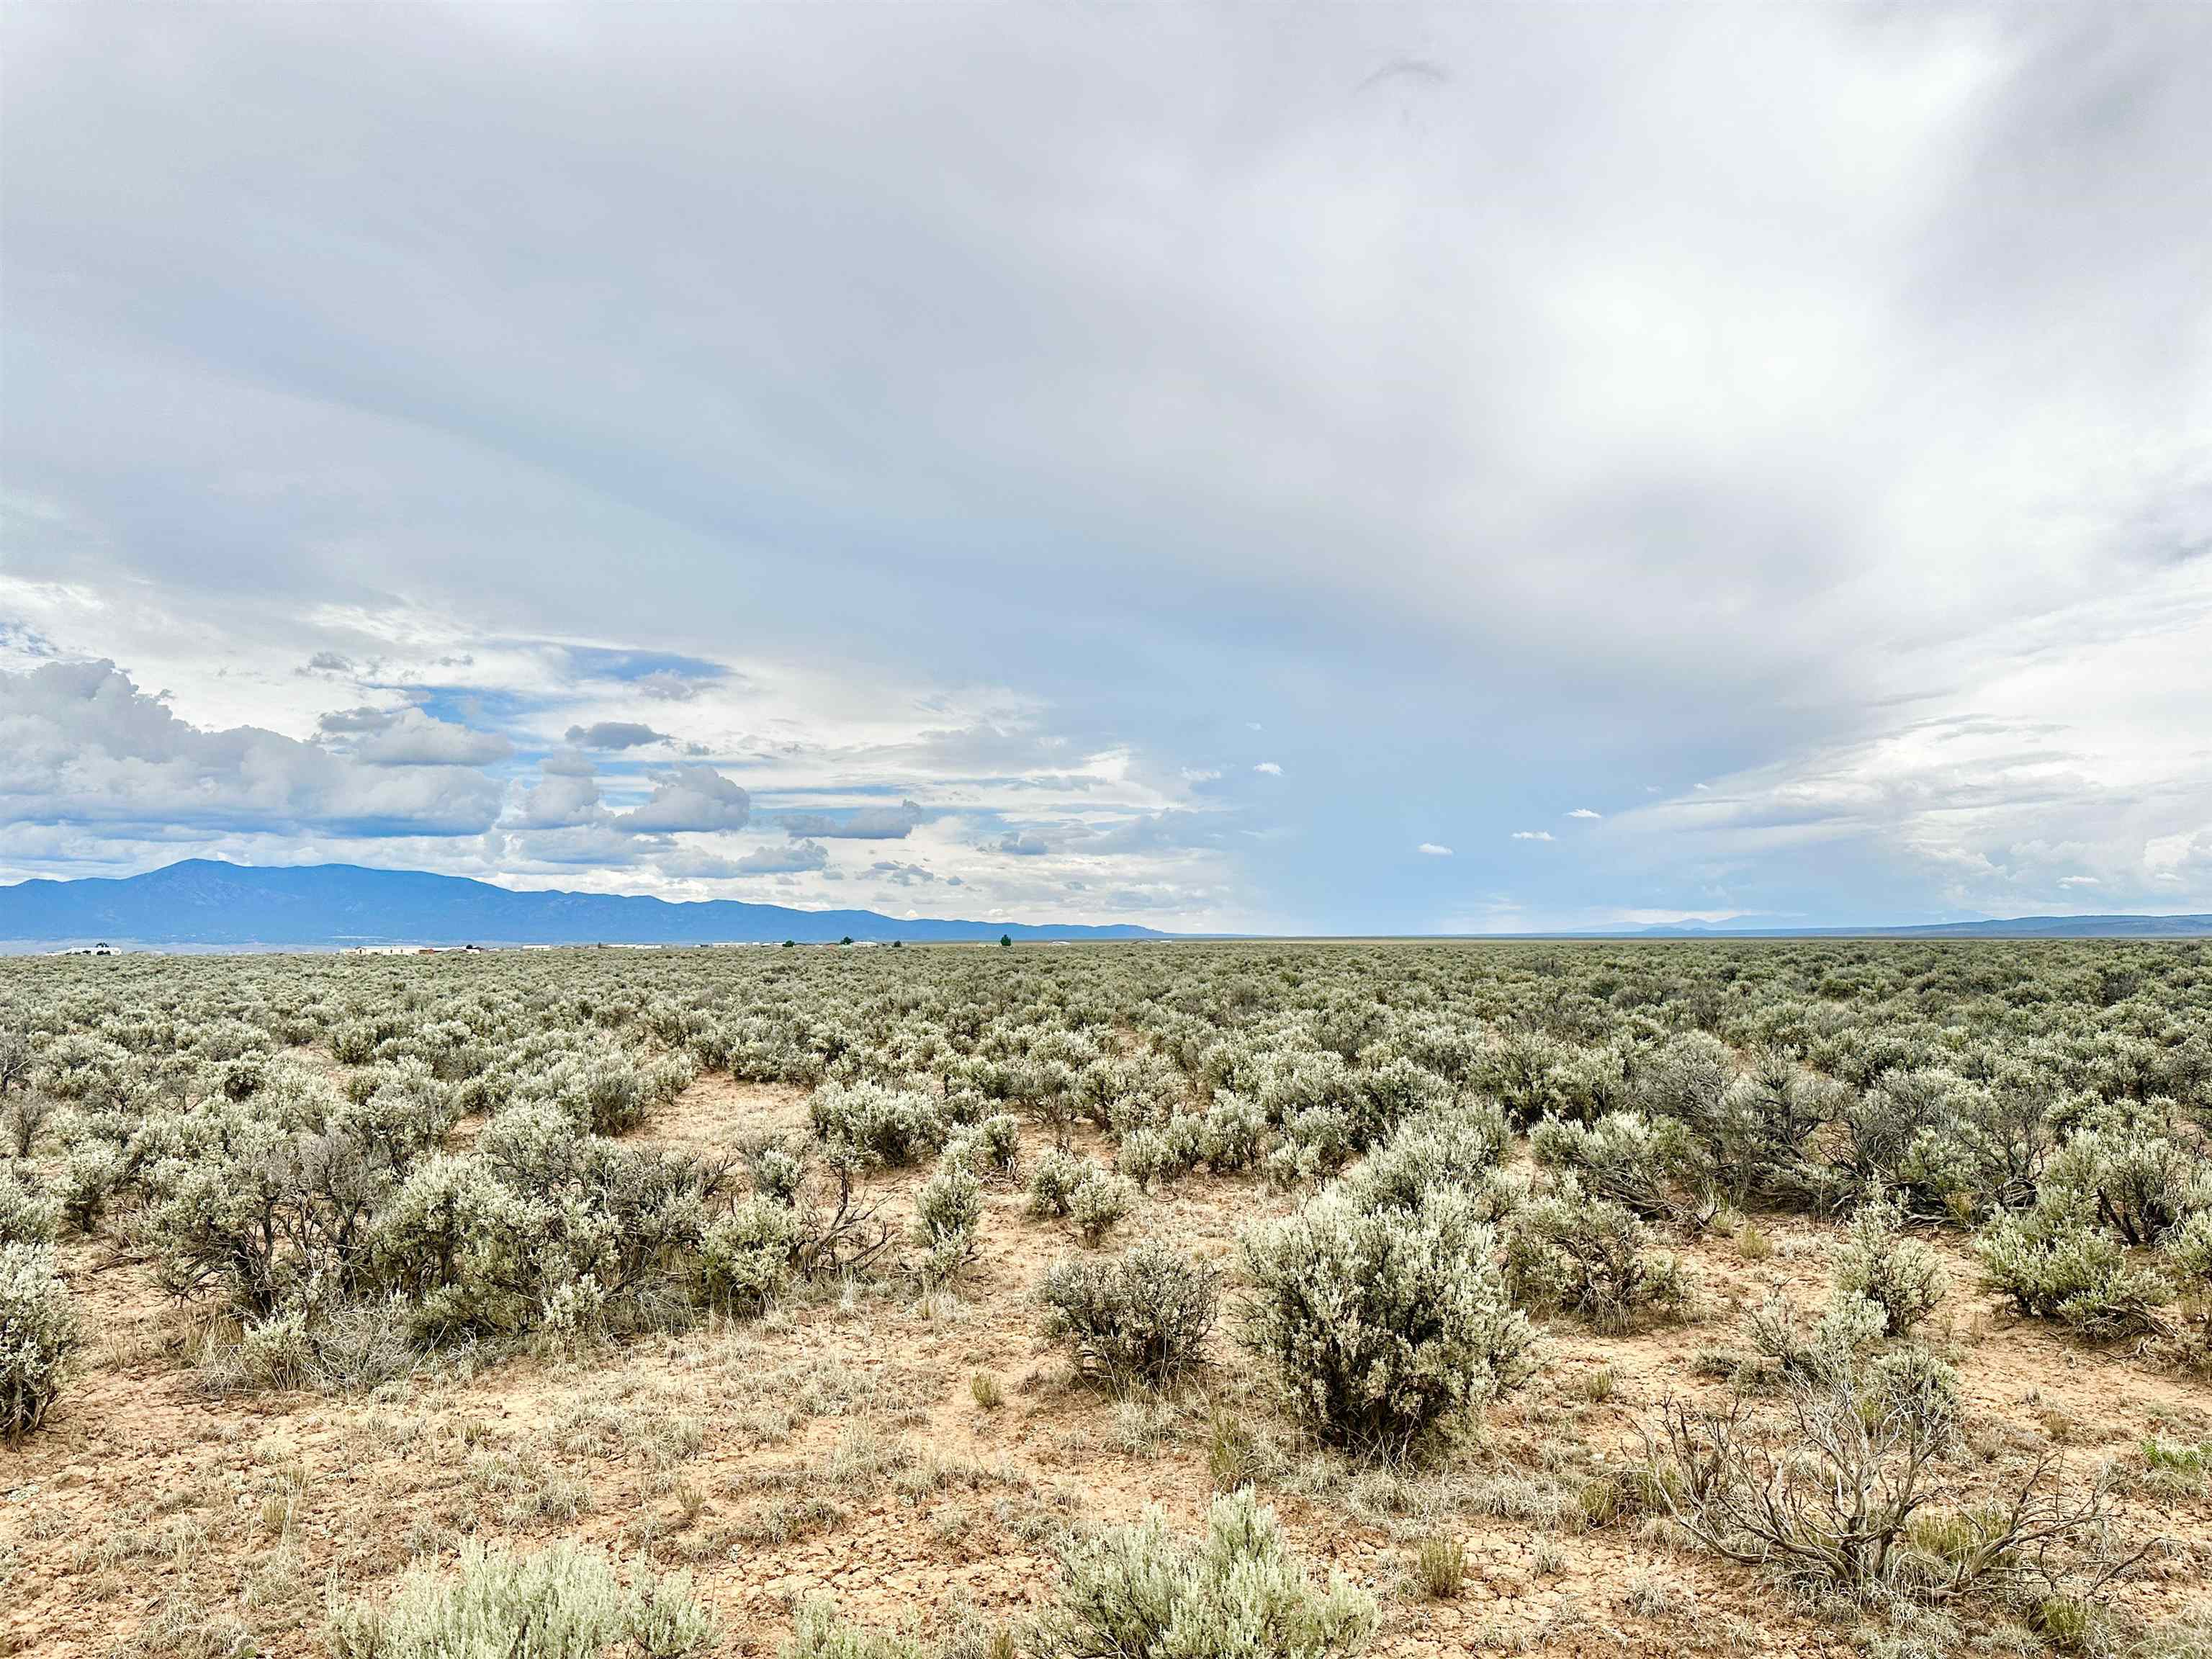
[1, 660, 505, 839]
[318, 706, 513, 768]
[619, 765, 752, 832]
[732, 839, 829, 875]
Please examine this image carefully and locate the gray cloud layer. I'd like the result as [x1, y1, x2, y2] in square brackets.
[780, 801, 926, 841]
[564, 721, 668, 751]
[2, 5, 2206, 928]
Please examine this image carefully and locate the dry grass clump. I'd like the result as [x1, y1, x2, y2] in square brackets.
[1408, 1532, 1467, 1601]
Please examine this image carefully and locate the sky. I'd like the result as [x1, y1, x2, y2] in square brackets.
[1, 4, 2208, 934]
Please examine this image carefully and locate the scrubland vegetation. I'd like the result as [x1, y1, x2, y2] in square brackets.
[1, 939, 2208, 1658]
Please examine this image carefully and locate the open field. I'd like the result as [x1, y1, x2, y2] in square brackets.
[2, 941, 2209, 1659]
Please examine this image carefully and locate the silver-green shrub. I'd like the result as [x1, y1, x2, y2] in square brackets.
[746, 1140, 808, 1205]
[2042, 1098, 2206, 1247]
[912, 1151, 983, 1285]
[1241, 1187, 1536, 1451]
[1039, 1242, 1220, 1388]
[1070, 1168, 1136, 1245]
[1339, 1099, 1509, 1213]
[1976, 1197, 2170, 1339]
[1, 1241, 80, 1441]
[1476, 1030, 1626, 1128]
[1028, 1146, 1092, 1217]
[0, 1165, 58, 1248]
[948, 1112, 1022, 1179]
[1529, 1109, 1713, 1227]
[1830, 1187, 1948, 1337]
[700, 1197, 801, 1314]
[1503, 1180, 1688, 1333]
[1037, 1488, 1376, 1658]
[2165, 1210, 2212, 1357]
[1694, 1049, 1853, 1211]
[2, 1087, 55, 1159]
[811, 1080, 946, 1169]
[376, 1151, 549, 1336]
[782, 1598, 926, 1659]
[325, 1540, 715, 1659]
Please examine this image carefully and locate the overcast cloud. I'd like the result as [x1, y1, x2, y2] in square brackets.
[1, 4, 2206, 930]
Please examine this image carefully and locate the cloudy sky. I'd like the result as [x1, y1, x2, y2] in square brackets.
[2, 4, 2207, 932]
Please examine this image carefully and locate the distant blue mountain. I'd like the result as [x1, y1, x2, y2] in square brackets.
[0, 860, 1169, 947]
[4, 861, 2202, 948]
[1589, 914, 2212, 940]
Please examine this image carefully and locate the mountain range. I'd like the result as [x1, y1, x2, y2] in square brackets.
[1596, 915, 2212, 939]
[1, 861, 2206, 948]
[0, 860, 1166, 947]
